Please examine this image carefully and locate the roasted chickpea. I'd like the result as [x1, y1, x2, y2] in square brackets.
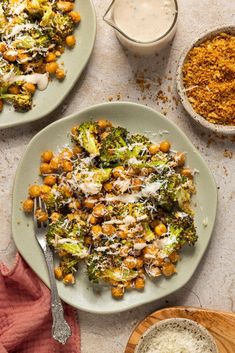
[136, 258, 144, 269]
[169, 251, 180, 263]
[154, 223, 167, 236]
[140, 167, 153, 176]
[45, 62, 58, 74]
[59, 148, 73, 161]
[162, 263, 176, 277]
[132, 178, 142, 191]
[63, 273, 75, 285]
[44, 175, 57, 186]
[66, 35, 76, 47]
[72, 146, 83, 155]
[135, 277, 145, 290]
[175, 152, 186, 166]
[112, 166, 125, 179]
[41, 150, 53, 163]
[111, 286, 124, 298]
[28, 185, 41, 198]
[124, 256, 137, 269]
[23, 199, 34, 213]
[148, 144, 159, 155]
[181, 168, 193, 179]
[8, 85, 20, 94]
[83, 198, 97, 209]
[97, 119, 112, 129]
[93, 204, 106, 217]
[41, 185, 51, 194]
[102, 224, 116, 235]
[159, 140, 171, 153]
[0, 99, 3, 112]
[103, 182, 113, 192]
[71, 125, 79, 135]
[59, 185, 72, 197]
[69, 11, 81, 23]
[57, 1, 74, 12]
[0, 42, 6, 53]
[91, 225, 102, 237]
[118, 230, 128, 239]
[3, 50, 17, 62]
[149, 266, 161, 277]
[50, 157, 60, 170]
[61, 160, 73, 172]
[54, 266, 63, 280]
[35, 209, 48, 222]
[55, 68, 65, 80]
[89, 215, 98, 225]
[46, 52, 56, 62]
[18, 52, 30, 63]
[23, 82, 36, 94]
[40, 163, 52, 175]
[69, 200, 81, 210]
[143, 244, 158, 257]
[51, 212, 61, 222]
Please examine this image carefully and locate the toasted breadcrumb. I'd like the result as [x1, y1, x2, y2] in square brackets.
[183, 32, 235, 126]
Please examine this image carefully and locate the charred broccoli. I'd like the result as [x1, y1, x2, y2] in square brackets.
[100, 126, 141, 166]
[0, 93, 32, 112]
[72, 121, 100, 156]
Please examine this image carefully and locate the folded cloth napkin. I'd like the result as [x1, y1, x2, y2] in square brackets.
[0, 253, 80, 353]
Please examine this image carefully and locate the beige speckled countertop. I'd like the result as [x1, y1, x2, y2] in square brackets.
[0, 1, 235, 352]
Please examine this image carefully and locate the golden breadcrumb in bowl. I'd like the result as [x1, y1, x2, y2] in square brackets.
[176, 26, 235, 135]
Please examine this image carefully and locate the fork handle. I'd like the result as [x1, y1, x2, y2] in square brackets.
[44, 245, 71, 344]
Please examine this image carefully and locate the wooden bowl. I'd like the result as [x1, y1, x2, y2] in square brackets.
[125, 306, 235, 353]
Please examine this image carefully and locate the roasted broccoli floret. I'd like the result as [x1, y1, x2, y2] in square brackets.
[100, 126, 132, 166]
[57, 242, 88, 258]
[128, 133, 151, 146]
[72, 121, 100, 156]
[60, 255, 79, 276]
[169, 212, 197, 245]
[103, 268, 139, 282]
[160, 212, 197, 257]
[52, 13, 74, 39]
[0, 93, 32, 112]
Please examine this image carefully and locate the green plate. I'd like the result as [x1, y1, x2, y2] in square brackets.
[12, 102, 217, 314]
[0, 0, 96, 129]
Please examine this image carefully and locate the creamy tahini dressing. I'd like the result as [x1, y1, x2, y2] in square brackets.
[113, 0, 176, 43]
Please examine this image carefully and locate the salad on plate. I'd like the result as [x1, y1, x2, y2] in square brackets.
[23, 119, 198, 298]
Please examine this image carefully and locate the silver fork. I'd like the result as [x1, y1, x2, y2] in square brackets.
[34, 197, 71, 344]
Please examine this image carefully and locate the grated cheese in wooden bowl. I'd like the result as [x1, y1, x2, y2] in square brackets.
[135, 318, 218, 353]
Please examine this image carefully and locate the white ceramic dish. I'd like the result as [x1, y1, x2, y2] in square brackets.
[176, 26, 235, 135]
[12, 102, 217, 314]
[0, 0, 96, 129]
[135, 318, 219, 353]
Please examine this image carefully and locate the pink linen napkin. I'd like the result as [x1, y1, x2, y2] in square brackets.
[0, 253, 80, 353]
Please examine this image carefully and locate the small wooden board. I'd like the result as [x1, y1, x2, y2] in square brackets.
[125, 306, 235, 353]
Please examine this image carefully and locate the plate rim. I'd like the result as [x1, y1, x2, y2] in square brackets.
[0, 0, 97, 130]
[12, 101, 218, 314]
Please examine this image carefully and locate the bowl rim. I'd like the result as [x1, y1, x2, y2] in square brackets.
[135, 317, 219, 353]
[176, 25, 235, 135]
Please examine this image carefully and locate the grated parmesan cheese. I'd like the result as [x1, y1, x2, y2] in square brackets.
[138, 320, 218, 353]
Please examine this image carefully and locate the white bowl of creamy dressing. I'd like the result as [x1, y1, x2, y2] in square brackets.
[104, 0, 178, 55]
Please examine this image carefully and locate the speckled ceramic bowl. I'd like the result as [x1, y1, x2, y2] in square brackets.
[176, 26, 235, 135]
[135, 318, 219, 353]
